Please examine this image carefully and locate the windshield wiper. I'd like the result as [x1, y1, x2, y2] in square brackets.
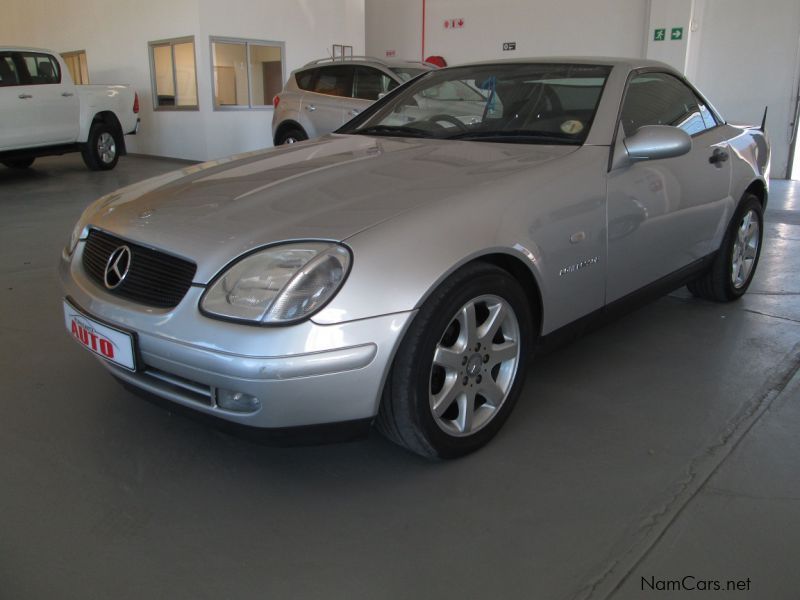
[446, 130, 579, 145]
[352, 125, 435, 138]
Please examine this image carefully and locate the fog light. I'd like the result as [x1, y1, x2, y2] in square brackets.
[216, 389, 261, 413]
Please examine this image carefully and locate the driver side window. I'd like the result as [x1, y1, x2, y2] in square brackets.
[621, 72, 711, 137]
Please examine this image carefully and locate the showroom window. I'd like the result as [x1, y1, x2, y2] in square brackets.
[148, 37, 198, 110]
[61, 50, 89, 84]
[210, 37, 284, 109]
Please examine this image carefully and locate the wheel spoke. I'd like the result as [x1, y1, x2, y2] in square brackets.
[433, 345, 462, 372]
[457, 302, 478, 348]
[478, 302, 506, 344]
[479, 378, 505, 407]
[491, 340, 518, 365]
[456, 391, 475, 433]
[432, 377, 461, 418]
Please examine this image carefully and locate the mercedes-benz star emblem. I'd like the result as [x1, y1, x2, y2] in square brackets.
[104, 245, 132, 290]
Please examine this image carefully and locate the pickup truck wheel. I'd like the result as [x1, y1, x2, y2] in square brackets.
[82, 122, 120, 171]
[2, 158, 35, 169]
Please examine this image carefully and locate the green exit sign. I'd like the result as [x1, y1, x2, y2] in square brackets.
[654, 28, 666, 41]
[671, 27, 684, 40]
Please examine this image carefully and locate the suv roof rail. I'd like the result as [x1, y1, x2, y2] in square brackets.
[303, 55, 393, 68]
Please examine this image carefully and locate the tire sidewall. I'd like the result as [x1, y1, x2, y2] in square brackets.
[399, 266, 534, 458]
[88, 123, 120, 170]
[721, 194, 763, 299]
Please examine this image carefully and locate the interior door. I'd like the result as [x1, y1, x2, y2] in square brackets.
[606, 72, 732, 303]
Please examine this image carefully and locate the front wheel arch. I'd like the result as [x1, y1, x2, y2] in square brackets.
[376, 260, 539, 458]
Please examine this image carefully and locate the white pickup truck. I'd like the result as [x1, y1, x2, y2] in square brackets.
[0, 47, 140, 171]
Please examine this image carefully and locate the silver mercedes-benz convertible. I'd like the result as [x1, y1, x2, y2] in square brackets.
[61, 58, 769, 458]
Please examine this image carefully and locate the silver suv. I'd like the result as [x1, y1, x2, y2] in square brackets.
[271, 56, 433, 145]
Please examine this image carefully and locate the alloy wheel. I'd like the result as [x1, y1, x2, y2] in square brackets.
[429, 294, 521, 437]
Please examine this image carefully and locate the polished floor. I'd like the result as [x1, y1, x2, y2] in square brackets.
[1, 155, 798, 600]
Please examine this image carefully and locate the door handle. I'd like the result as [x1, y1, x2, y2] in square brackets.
[61, 92, 74, 97]
[349, 109, 360, 117]
[709, 148, 729, 165]
[305, 104, 316, 112]
[18, 93, 32, 99]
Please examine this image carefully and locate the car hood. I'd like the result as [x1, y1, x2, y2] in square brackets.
[87, 134, 576, 283]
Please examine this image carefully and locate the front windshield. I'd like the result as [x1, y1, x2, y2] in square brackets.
[342, 63, 611, 145]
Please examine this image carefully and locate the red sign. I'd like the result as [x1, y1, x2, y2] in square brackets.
[385, 50, 396, 57]
[444, 18, 464, 29]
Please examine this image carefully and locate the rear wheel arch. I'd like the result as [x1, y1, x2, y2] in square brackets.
[88, 111, 126, 154]
[743, 179, 767, 209]
[274, 121, 308, 145]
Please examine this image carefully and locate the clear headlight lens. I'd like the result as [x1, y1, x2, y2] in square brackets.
[66, 222, 87, 256]
[200, 242, 351, 324]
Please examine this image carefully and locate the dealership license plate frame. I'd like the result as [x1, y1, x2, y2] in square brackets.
[63, 297, 139, 372]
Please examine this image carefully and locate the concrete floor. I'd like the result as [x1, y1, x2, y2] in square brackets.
[1, 154, 798, 600]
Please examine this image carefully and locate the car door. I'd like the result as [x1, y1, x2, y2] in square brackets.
[17, 51, 79, 145]
[347, 66, 396, 122]
[303, 65, 352, 137]
[605, 71, 732, 303]
[0, 52, 31, 151]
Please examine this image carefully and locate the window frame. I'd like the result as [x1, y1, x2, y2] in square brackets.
[0, 52, 21, 87]
[614, 67, 725, 143]
[607, 66, 727, 172]
[148, 36, 199, 112]
[16, 52, 62, 85]
[209, 36, 286, 111]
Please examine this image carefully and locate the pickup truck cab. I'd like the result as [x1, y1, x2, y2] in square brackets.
[0, 47, 140, 171]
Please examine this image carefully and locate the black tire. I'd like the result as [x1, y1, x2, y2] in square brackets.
[687, 193, 763, 301]
[81, 121, 120, 171]
[376, 263, 535, 459]
[2, 158, 35, 169]
[275, 126, 308, 145]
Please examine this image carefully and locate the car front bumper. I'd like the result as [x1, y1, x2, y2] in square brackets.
[59, 243, 415, 430]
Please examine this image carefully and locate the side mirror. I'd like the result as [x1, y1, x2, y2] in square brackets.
[624, 125, 692, 162]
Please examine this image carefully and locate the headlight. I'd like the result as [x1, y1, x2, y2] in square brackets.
[66, 221, 87, 256]
[200, 242, 351, 325]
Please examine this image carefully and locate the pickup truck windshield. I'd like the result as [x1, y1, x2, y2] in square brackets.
[342, 63, 611, 145]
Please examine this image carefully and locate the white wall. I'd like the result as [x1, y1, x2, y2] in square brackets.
[0, 0, 365, 161]
[366, 0, 649, 64]
[645, 0, 693, 72]
[686, 0, 800, 178]
[366, 0, 423, 61]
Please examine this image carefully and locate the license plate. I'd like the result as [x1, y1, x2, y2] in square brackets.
[63, 299, 137, 371]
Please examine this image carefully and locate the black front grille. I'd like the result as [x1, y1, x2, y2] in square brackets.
[82, 229, 197, 308]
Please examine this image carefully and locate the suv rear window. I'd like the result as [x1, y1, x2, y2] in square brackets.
[294, 65, 355, 97]
[295, 68, 317, 91]
[313, 65, 353, 97]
